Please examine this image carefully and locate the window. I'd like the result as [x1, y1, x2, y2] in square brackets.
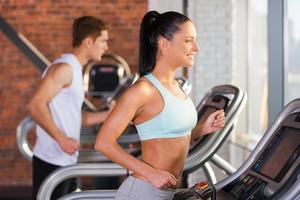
[284, 0, 300, 104]
[246, 0, 268, 139]
[233, 0, 268, 148]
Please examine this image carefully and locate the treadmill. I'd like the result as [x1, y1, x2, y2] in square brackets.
[36, 84, 247, 200]
[40, 99, 300, 200]
[174, 98, 300, 200]
[214, 98, 300, 200]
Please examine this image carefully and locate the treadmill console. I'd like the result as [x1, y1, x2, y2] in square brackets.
[252, 126, 300, 183]
[222, 113, 300, 200]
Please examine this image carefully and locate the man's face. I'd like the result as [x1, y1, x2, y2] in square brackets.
[89, 30, 109, 61]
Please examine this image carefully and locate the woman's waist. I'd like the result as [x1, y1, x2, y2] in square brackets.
[141, 136, 191, 152]
[138, 155, 186, 180]
[132, 173, 180, 189]
[129, 174, 177, 191]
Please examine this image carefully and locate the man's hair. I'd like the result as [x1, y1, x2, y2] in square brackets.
[72, 16, 107, 47]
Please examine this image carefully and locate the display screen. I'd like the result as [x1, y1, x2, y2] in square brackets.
[253, 126, 300, 182]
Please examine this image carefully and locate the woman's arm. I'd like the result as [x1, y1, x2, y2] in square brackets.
[191, 109, 225, 140]
[81, 109, 112, 127]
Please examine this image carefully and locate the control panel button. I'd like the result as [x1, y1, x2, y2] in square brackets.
[197, 182, 209, 190]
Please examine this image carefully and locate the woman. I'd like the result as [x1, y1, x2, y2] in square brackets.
[95, 11, 225, 200]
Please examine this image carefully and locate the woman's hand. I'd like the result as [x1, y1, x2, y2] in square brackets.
[146, 169, 178, 189]
[192, 109, 225, 139]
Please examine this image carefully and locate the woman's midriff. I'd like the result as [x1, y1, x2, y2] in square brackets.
[133, 135, 191, 188]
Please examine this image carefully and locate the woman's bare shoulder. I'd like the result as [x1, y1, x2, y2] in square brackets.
[116, 76, 154, 106]
[126, 77, 154, 97]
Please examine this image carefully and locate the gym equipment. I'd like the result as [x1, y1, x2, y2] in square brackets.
[174, 98, 300, 200]
[41, 99, 300, 200]
[174, 181, 216, 200]
[176, 77, 192, 95]
[36, 84, 247, 200]
[83, 54, 132, 111]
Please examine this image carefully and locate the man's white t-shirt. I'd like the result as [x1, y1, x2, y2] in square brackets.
[33, 53, 84, 166]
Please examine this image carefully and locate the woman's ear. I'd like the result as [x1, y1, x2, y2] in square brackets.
[158, 37, 170, 54]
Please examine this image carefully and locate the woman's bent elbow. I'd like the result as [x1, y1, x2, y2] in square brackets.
[95, 139, 107, 154]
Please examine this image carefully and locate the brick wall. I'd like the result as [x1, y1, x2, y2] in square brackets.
[0, 0, 147, 186]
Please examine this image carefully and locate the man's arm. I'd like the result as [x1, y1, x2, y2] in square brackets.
[81, 110, 111, 127]
[27, 63, 79, 155]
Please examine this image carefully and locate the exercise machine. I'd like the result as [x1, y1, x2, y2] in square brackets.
[36, 84, 247, 200]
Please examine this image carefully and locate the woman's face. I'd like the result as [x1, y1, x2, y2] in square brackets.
[165, 21, 199, 67]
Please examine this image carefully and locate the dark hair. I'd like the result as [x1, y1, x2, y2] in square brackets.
[139, 11, 191, 76]
[72, 16, 108, 47]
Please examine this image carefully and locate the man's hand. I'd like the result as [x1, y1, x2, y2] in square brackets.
[58, 136, 80, 155]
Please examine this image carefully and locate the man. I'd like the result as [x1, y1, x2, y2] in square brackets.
[28, 16, 110, 200]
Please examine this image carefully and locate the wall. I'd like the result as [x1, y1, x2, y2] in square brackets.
[0, 0, 147, 186]
[188, 0, 234, 103]
[148, 0, 184, 78]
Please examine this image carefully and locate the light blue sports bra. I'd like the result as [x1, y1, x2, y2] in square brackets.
[135, 73, 198, 141]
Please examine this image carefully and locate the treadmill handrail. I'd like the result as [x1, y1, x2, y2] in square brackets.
[16, 117, 140, 163]
[58, 190, 117, 200]
[16, 116, 35, 161]
[272, 173, 300, 200]
[184, 85, 247, 172]
[214, 98, 300, 195]
[37, 163, 127, 200]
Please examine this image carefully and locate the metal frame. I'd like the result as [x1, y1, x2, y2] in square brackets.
[183, 85, 247, 173]
[16, 117, 141, 163]
[211, 154, 236, 175]
[83, 54, 132, 98]
[16, 116, 35, 161]
[215, 99, 300, 200]
[268, 0, 284, 124]
[37, 163, 126, 200]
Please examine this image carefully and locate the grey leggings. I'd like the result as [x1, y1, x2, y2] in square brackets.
[115, 176, 175, 200]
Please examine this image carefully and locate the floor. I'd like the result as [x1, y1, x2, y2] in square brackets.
[0, 186, 32, 200]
